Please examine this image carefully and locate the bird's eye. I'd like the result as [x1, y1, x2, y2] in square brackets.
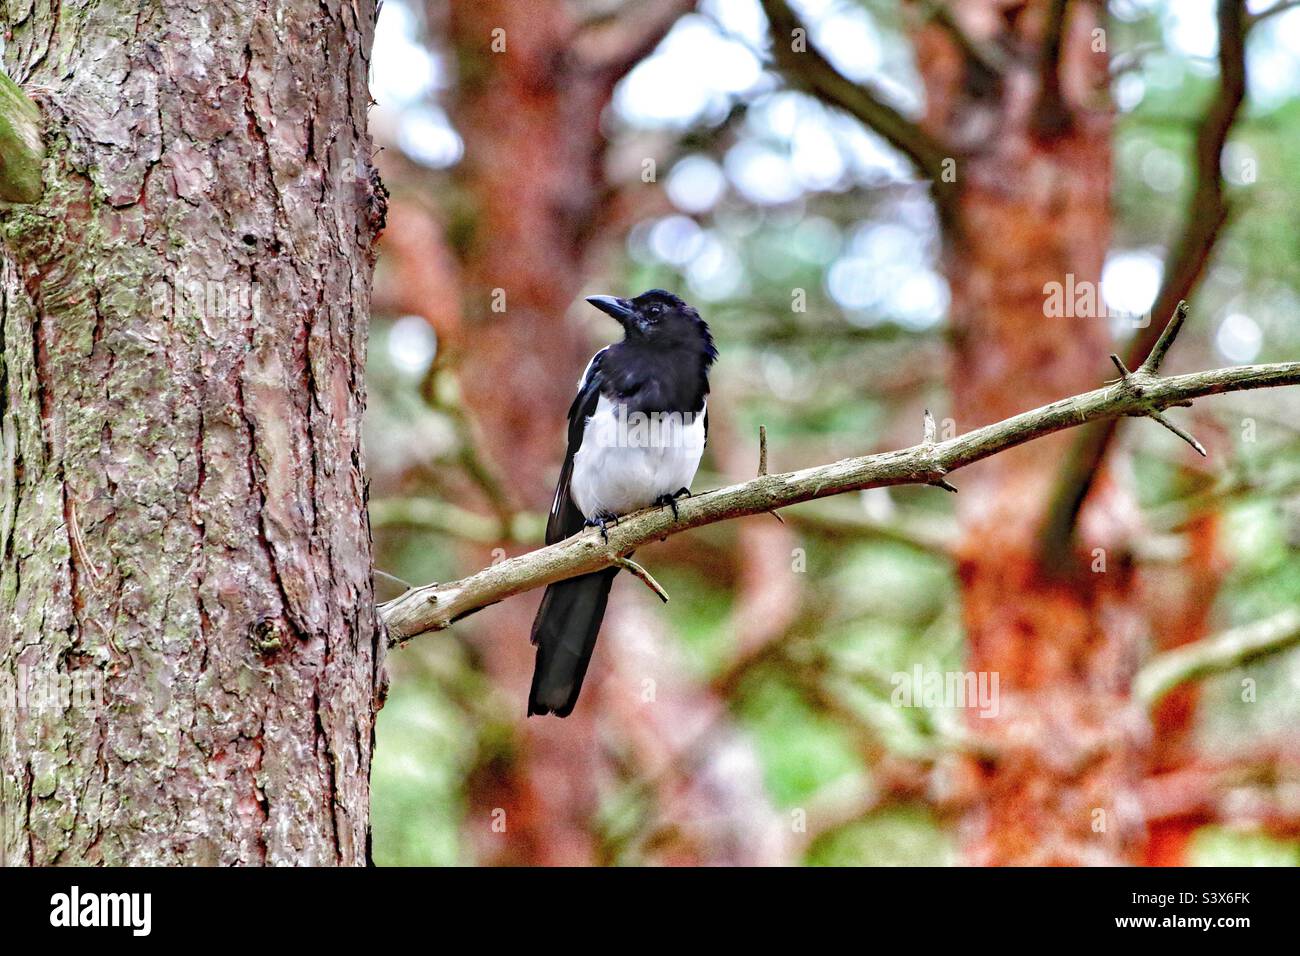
[646, 304, 663, 318]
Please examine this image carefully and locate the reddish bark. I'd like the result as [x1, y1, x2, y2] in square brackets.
[372, 181, 465, 353]
[1141, 511, 1226, 864]
[435, 0, 712, 865]
[437, 0, 619, 867]
[0, 0, 384, 864]
[916, 1, 1151, 864]
[444, 0, 626, 492]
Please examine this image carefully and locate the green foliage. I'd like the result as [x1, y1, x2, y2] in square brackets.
[654, 561, 739, 677]
[363, 0, 1300, 866]
[806, 805, 956, 867]
[1187, 827, 1300, 866]
[371, 692, 465, 866]
[371, 643, 487, 866]
[738, 680, 863, 806]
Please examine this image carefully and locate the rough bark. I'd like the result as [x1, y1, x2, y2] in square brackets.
[0, 0, 384, 865]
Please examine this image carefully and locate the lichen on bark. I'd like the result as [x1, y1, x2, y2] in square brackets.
[0, 67, 42, 204]
[0, 0, 385, 865]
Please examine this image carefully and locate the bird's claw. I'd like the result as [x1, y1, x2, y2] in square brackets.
[584, 512, 618, 543]
[654, 488, 692, 521]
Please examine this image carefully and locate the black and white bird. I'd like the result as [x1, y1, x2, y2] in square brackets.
[528, 290, 717, 717]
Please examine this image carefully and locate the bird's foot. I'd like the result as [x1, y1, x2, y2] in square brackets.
[584, 511, 619, 543]
[654, 488, 692, 521]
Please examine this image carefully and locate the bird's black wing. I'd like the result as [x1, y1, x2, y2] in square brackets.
[545, 349, 606, 545]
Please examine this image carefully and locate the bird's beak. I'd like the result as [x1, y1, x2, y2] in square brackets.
[586, 295, 636, 328]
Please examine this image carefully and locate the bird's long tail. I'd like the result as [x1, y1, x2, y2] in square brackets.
[528, 567, 619, 717]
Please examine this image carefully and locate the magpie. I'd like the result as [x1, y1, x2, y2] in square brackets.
[528, 290, 717, 717]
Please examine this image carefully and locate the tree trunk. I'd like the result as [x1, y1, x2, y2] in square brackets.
[435, 0, 780, 865]
[917, 1, 1149, 864]
[1140, 509, 1225, 865]
[440, 0, 618, 866]
[0, 0, 385, 865]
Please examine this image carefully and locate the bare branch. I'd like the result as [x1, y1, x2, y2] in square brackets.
[1135, 608, 1300, 708]
[380, 315, 1300, 645]
[614, 555, 671, 603]
[1138, 299, 1190, 375]
[1039, 0, 1249, 553]
[425, 368, 520, 538]
[780, 499, 955, 557]
[756, 424, 785, 523]
[576, 0, 698, 78]
[1146, 463, 1300, 533]
[1144, 408, 1207, 457]
[1139, 739, 1300, 834]
[921, 408, 958, 491]
[1107, 306, 1209, 457]
[757, 0, 958, 220]
[1031, 0, 1072, 140]
[369, 496, 544, 544]
[1247, 0, 1300, 28]
[373, 568, 416, 591]
[1139, 0, 1247, 349]
[910, 0, 1006, 81]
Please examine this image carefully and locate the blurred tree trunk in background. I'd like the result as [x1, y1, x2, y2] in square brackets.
[429, 0, 781, 865]
[1140, 509, 1224, 865]
[756, 0, 1249, 867]
[440, 0, 608, 865]
[0, 0, 384, 864]
[916, 1, 1146, 864]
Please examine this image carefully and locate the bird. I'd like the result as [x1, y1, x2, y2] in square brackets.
[528, 289, 717, 717]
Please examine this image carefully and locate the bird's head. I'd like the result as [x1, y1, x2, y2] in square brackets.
[586, 289, 716, 361]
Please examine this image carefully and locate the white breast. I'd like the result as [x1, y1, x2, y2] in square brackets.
[570, 396, 706, 520]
